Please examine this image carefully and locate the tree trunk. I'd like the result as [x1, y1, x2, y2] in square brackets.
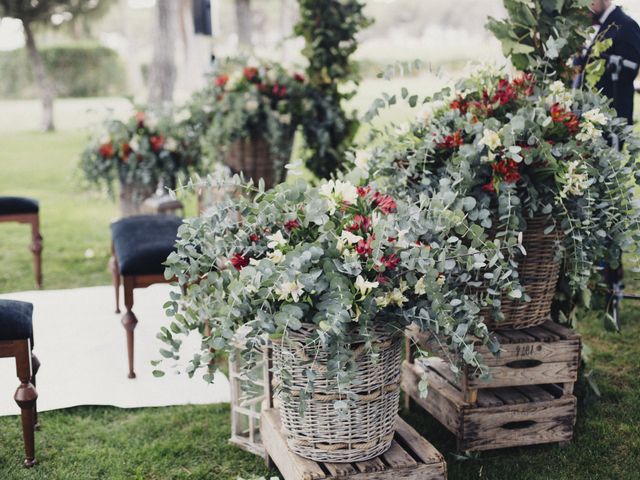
[147, 0, 177, 109]
[22, 20, 55, 132]
[235, 0, 252, 49]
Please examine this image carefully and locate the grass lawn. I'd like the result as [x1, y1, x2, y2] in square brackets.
[0, 119, 639, 478]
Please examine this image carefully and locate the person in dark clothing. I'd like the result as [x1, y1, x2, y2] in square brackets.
[585, 1, 640, 124]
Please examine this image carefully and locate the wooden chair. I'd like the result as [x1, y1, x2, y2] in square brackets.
[0, 197, 43, 289]
[0, 299, 40, 467]
[109, 215, 182, 378]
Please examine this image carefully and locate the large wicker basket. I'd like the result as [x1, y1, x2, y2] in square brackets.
[483, 216, 563, 330]
[225, 137, 290, 190]
[271, 326, 402, 463]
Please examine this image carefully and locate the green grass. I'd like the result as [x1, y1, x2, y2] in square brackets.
[0, 114, 639, 479]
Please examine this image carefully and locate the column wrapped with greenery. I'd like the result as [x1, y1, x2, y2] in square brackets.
[295, 0, 372, 179]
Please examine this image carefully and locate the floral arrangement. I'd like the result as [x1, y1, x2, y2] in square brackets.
[350, 67, 640, 325]
[181, 61, 309, 185]
[159, 177, 514, 399]
[80, 111, 202, 198]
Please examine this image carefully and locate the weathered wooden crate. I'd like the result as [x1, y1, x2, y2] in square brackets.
[401, 358, 577, 452]
[261, 408, 447, 480]
[408, 320, 581, 403]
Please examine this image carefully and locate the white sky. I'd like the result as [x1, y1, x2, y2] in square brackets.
[0, 1, 639, 51]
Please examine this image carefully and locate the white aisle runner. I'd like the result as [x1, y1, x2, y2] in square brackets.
[0, 284, 229, 416]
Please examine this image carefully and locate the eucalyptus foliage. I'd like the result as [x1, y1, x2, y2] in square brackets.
[159, 177, 517, 402]
[487, 0, 592, 82]
[295, 0, 372, 179]
[349, 67, 640, 327]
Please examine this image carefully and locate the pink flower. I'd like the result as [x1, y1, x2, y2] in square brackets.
[372, 192, 397, 214]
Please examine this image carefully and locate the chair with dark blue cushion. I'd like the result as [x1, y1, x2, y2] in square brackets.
[0, 197, 43, 288]
[109, 215, 182, 378]
[0, 299, 40, 467]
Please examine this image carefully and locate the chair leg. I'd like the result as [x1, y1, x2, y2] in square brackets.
[109, 248, 121, 314]
[14, 339, 37, 467]
[121, 277, 138, 379]
[31, 353, 41, 429]
[29, 215, 43, 290]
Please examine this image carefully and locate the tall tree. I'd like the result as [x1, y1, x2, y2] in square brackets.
[148, 0, 178, 109]
[235, 0, 252, 49]
[0, 0, 116, 131]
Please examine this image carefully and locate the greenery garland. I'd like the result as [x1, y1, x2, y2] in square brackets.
[295, 0, 372, 179]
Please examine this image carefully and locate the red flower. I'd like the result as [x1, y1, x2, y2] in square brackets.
[257, 83, 268, 93]
[357, 186, 371, 198]
[450, 95, 469, 114]
[550, 103, 579, 134]
[284, 219, 300, 231]
[376, 273, 389, 284]
[372, 192, 397, 214]
[135, 111, 145, 128]
[272, 84, 287, 98]
[230, 253, 250, 271]
[347, 214, 372, 234]
[249, 234, 260, 243]
[356, 237, 374, 257]
[437, 129, 464, 149]
[381, 254, 400, 271]
[492, 79, 518, 106]
[150, 135, 165, 152]
[482, 182, 496, 194]
[120, 143, 131, 161]
[99, 142, 114, 157]
[215, 74, 229, 87]
[513, 73, 535, 96]
[243, 67, 259, 82]
[293, 73, 305, 83]
[491, 159, 521, 184]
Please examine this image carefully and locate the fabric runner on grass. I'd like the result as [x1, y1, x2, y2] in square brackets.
[0, 284, 229, 416]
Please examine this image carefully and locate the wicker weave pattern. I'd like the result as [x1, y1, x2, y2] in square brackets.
[272, 328, 402, 463]
[225, 137, 289, 189]
[484, 216, 563, 330]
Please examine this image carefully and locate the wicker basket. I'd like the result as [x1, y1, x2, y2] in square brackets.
[483, 216, 563, 330]
[225, 137, 290, 189]
[271, 326, 402, 463]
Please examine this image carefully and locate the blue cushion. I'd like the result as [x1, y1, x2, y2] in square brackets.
[0, 300, 33, 341]
[0, 197, 39, 216]
[111, 215, 182, 276]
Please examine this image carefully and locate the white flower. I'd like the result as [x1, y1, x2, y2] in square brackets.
[576, 121, 601, 142]
[396, 229, 410, 248]
[561, 160, 591, 197]
[246, 99, 259, 112]
[583, 108, 607, 126]
[279, 113, 292, 125]
[165, 137, 178, 152]
[395, 122, 411, 135]
[355, 275, 379, 297]
[267, 250, 284, 264]
[342, 248, 359, 262]
[340, 230, 363, 245]
[267, 231, 287, 249]
[414, 277, 427, 295]
[334, 180, 359, 205]
[84, 248, 95, 259]
[436, 274, 446, 285]
[549, 80, 566, 95]
[129, 136, 140, 152]
[478, 129, 502, 151]
[354, 150, 372, 170]
[416, 100, 445, 125]
[249, 258, 260, 266]
[275, 280, 305, 302]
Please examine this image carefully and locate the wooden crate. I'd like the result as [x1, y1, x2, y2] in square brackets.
[402, 359, 577, 452]
[408, 320, 581, 403]
[261, 408, 446, 480]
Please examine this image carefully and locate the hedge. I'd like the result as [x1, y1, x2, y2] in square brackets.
[0, 43, 127, 99]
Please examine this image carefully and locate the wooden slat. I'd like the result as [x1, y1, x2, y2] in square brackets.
[539, 321, 579, 340]
[475, 389, 504, 408]
[324, 462, 357, 476]
[498, 329, 537, 343]
[401, 361, 461, 433]
[354, 457, 386, 473]
[491, 387, 530, 405]
[395, 417, 445, 466]
[425, 358, 460, 389]
[381, 440, 416, 469]
[516, 385, 556, 402]
[527, 326, 560, 342]
[467, 359, 578, 389]
[261, 409, 327, 480]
